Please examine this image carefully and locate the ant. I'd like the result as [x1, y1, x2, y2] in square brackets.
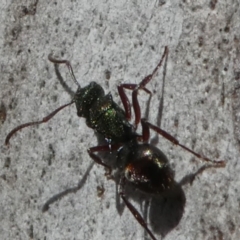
[5, 46, 225, 240]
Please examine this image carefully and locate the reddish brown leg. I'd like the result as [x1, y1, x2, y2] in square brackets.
[5, 101, 74, 145]
[131, 46, 169, 127]
[117, 46, 168, 126]
[88, 144, 122, 176]
[119, 177, 157, 240]
[141, 119, 226, 166]
[118, 84, 151, 122]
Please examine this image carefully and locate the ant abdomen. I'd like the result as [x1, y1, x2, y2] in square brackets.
[118, 141, 174, 194]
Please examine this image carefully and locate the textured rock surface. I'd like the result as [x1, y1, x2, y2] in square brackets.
[1, 1, 239, 239]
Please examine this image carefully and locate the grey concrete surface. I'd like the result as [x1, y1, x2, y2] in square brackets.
[0, 1, 240, 240]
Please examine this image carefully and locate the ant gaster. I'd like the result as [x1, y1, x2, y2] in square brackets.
[5, 47, 225, 240]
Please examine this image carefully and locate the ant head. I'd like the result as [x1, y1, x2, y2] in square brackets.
[74, 81, 104, 118]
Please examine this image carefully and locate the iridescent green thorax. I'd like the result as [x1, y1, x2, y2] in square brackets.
[74, 82, 134, 142]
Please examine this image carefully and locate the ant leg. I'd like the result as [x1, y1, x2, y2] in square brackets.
[119, 177, 157, 240]
[139, 117, 150, 142]
[48, 54, 80, 88]
[88, 144, 121, 176]
[141, 119, 226, 167]
[118, 84, 151, 122]
[118, 46, 168, 125]
[131, 46, 169, 126]
[5, 101, 74, 145]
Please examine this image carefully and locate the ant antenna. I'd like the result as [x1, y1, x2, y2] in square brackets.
[48, 54, 81, 88]
[5, 101, 74, 145]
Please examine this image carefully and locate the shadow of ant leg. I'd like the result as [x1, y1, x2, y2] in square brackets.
[119, 177, 158, 240]
[42, 161, 94, 212]
[53, 63, 75, 97]
[143, 199, 151, 240]
[179, 164, 224, 187]
[141, 119, 226, 167]
[115, 177, 125, 216]
[48, 54, 80, 88]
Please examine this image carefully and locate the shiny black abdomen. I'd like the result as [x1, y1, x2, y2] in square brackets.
[118, 141, 175, 194]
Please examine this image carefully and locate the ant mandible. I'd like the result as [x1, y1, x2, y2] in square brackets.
[5, 46, 225, 240]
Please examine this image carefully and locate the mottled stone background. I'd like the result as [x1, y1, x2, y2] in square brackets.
[0, 1, 240, 239]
